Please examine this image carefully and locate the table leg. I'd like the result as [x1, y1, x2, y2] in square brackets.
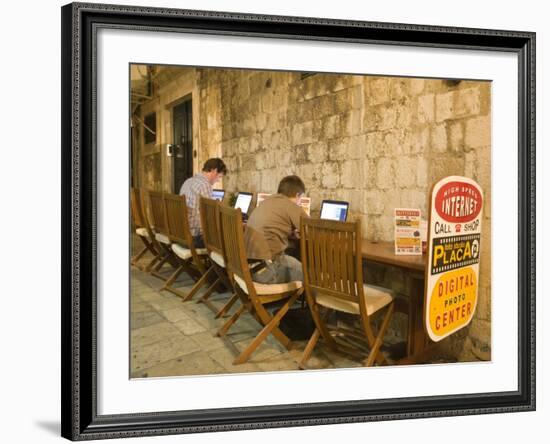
[406, 273, 428, 358]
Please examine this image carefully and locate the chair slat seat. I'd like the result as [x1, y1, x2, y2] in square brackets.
[233, 274, 302, 296]
[171, 243, 208, 261]
[135, 227, 150, 238]
[155, 233, 171, 245]
[209, 250, 225, 268]
[316, 284, 393, 316]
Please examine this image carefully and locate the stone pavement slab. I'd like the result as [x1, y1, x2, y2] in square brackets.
[131, 311, 165, 330]
[129, 250, 444, 378]
[131, 335, 201, 372]
[132, 350, 225, 378]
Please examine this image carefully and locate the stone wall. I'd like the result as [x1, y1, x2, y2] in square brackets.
[134, 66, 492, 361]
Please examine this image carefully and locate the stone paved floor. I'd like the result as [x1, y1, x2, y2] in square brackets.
[130, 262, 375, 378]
[129, 240, 455, 379]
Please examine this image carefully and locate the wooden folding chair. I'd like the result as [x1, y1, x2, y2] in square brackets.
[299, 218, 395, 368]
[161, 193, 216, 302]
[199, 197, 240, 317]
[218, 205, 303, 365]
[130, 187, 160, 271]
[144, 190, 179, 280]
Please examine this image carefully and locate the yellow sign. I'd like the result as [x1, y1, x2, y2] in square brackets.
[425, 176, 483, 342]
[429, 267, 477, 337]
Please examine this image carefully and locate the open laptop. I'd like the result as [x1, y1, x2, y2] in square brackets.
[212, 189, 225, 201]
[233, 192, 254, 216]
[320, 199, 349, 222]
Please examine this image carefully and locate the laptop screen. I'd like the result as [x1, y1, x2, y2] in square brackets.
[234, 192, 253, 214]
[320, 200, 349, 222]
[212, 189, 225, 201]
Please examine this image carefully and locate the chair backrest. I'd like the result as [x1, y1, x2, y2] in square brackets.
[130, 187, 146, 228]
[163, 193, 193, 249]
[199, 197, 224, 257]
[164, 193, 205, 273]
[219, 204, 253, 286]
[300, 217, 365, 306]
[134, 189, 159, 243]
[147, 190, 168, 235]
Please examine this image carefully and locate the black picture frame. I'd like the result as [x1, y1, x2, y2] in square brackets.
[61, 2, 536, 440]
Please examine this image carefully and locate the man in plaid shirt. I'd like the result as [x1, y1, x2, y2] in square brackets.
[179, 158, 227, 247]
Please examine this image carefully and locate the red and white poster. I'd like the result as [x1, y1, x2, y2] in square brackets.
[425, 176, 483, 342]
[299, 196, 311, 216]
[394, 208, 422, 255]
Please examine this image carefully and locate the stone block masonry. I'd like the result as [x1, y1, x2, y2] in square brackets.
[134, 66, 492, 363]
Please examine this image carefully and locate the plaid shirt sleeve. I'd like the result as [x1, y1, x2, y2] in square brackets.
[180, 176, 212, 236]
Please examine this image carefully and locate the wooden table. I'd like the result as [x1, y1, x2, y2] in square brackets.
[361, 240, 429, 364]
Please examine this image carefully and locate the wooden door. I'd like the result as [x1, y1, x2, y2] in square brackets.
[172, 98, 193, 193]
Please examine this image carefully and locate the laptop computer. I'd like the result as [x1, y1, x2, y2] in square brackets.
[320, 199, 349, 222]
[233, 192, 254, 216]
[212, 189, 225, 201]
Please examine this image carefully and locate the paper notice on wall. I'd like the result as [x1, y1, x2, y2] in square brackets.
[394, 208, 422, 255]
[424, 176, 483, 342]
[299, 197, 311, 216]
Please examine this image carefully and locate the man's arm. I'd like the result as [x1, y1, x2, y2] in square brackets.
[289, 203, 308, 232]
[197, 181, 212, 201]
[187, 180, 210, 209]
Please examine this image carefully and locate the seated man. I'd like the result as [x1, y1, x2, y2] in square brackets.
[179, 157, 227, 248]
[244, 175, 308, 284]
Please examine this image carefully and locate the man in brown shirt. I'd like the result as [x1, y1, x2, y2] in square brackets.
[244, 175, 308, 284]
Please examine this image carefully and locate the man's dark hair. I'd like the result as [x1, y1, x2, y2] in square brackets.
[202, 158, 227, 175]
[277, 175, 305, 197]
